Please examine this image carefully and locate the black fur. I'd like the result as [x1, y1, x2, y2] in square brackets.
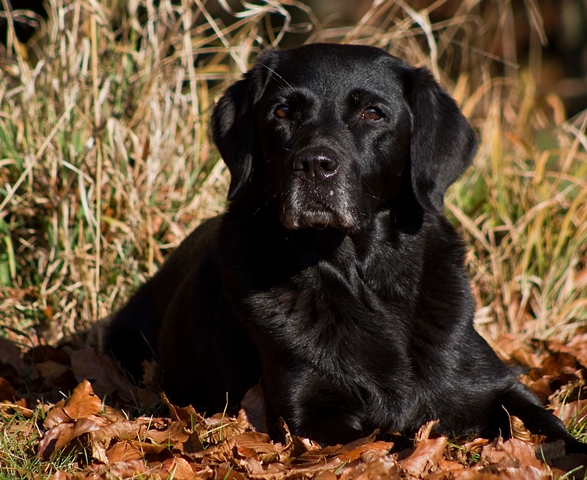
[106, 44, 584, 451]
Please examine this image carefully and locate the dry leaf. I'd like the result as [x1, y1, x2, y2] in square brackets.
[71, 348, 137, 403]
[0, 339, 28, 376]
[509, 415, 532, 442]
[43, 402, 70, 429]
[481, 437, 546, 469]
[36, 361, 70, 381]
[147, 420, 188, 446]
[38, 423, 75, 461]
[161, 392, 207, 428]
[415, 419, 439, 443]
[161, 457, 195, 480]
[62, 380, 102, 420]
[339, 456, 399, 480]
[555, 399, 587, 425]
[0, 377, 17, 401]
[399, 436, 447, 476]
[106, 441, 143, 463]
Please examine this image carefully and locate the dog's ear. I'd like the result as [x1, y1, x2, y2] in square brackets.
[405, 67, 477, 214]
[211, 52, 276, 201]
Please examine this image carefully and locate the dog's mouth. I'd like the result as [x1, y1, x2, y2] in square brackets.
[282, 209, 336, 230]
[279, 196, 359, 231]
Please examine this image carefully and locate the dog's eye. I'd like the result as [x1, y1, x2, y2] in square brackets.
[275, 105, 291, 119]
[362, 107, 383, 121]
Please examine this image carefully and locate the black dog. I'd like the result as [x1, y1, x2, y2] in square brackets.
[106, 43, 584, 451]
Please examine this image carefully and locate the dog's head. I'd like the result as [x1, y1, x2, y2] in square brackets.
[212, 44, 477, 232]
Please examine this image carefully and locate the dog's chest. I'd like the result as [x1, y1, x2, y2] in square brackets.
[246, 257, 414, 367]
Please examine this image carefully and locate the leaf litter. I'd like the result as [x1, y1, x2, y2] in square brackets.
[1, 336, 587, 479]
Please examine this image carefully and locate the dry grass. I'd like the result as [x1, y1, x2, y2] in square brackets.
[1, 1, 587, 478]
[0, 0, 586, 351]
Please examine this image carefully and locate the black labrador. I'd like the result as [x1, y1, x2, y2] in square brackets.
[106, 43, 584, 451]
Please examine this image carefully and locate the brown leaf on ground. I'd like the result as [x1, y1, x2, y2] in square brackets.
[175, 430, 205, 454]
[146, 420, 188, 446]
[6, 327, 587, 480]
[414, 419, 439, 443]
[338, 456, 400, 480]
[555, 399, 587, 425]
[199, 412, 250, 444]
[540, 351, 580, 379]
[161, 457, 195, 480]
[509, 415, 533, 442]
[0, 338, 28, 376]
[480, 437, 546, 469]
[233, 431, 282, 463]
[399, 436, 447, 476]
[71, 415, 107, 438]
[106, 440, 144, 463]
[567, 332, 587, 368]
[454, 466, 549, 479]
[35, 360, 74, 386]
[0, 397, 34, 418]
[62, 379, 102, 420]
[38, 423, 76, 461]
[492, 334, 540, 368]
[85, 459, 154, 478]
[43, 401, 69, 429]
[0, 376, 17, 401]
[161, 392, 207, 428]
[70, 348, 141, 405]
[92, 418, 145, 447]
[522, 376, 553, 403]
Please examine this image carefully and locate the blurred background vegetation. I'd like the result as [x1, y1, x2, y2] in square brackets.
[0, 0, 586, 349]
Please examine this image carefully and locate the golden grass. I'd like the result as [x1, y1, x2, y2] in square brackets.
[0, 0, 586, 350]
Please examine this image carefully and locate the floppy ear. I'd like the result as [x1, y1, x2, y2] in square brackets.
[405, 67, 477, 214]
[211, 52, 276, 201]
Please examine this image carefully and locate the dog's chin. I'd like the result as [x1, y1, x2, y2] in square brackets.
[281, 209, 357, 232]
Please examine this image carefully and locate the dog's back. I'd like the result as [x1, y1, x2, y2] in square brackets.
[105, 216, 223, 379]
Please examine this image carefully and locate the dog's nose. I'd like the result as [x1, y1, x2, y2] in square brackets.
[293, 148, 339, 181]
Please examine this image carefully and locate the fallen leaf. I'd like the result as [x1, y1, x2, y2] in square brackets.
[147, 420, 188, 446]
[493, 334, 539, 368]
[0, 377, 17, 401]
[0, 339, 28, 376]
[481, 437, 545, 469]
[161, 392, 207, 428]
[399, 436, 447, 475]
[38, 423, 75, 461]
[36, 361, 70, 380]
[175, 430, 205, 454]
[71, 348, 137, 403]
[509, 415, 532, 442]
[106, 440, 143, 463]
[314, 471, 338, 480]
[567, 332, 587, 368]
[88, 459, 152, 478]
[71, 415, 106, 438]
[161, 457, 195, 480]
[43, 402, 70, 429]
[48, 470, 69, 480]
[415, 419, 439, 443]
[62, 379, 102, 420]
[555, 399, 587, 425]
